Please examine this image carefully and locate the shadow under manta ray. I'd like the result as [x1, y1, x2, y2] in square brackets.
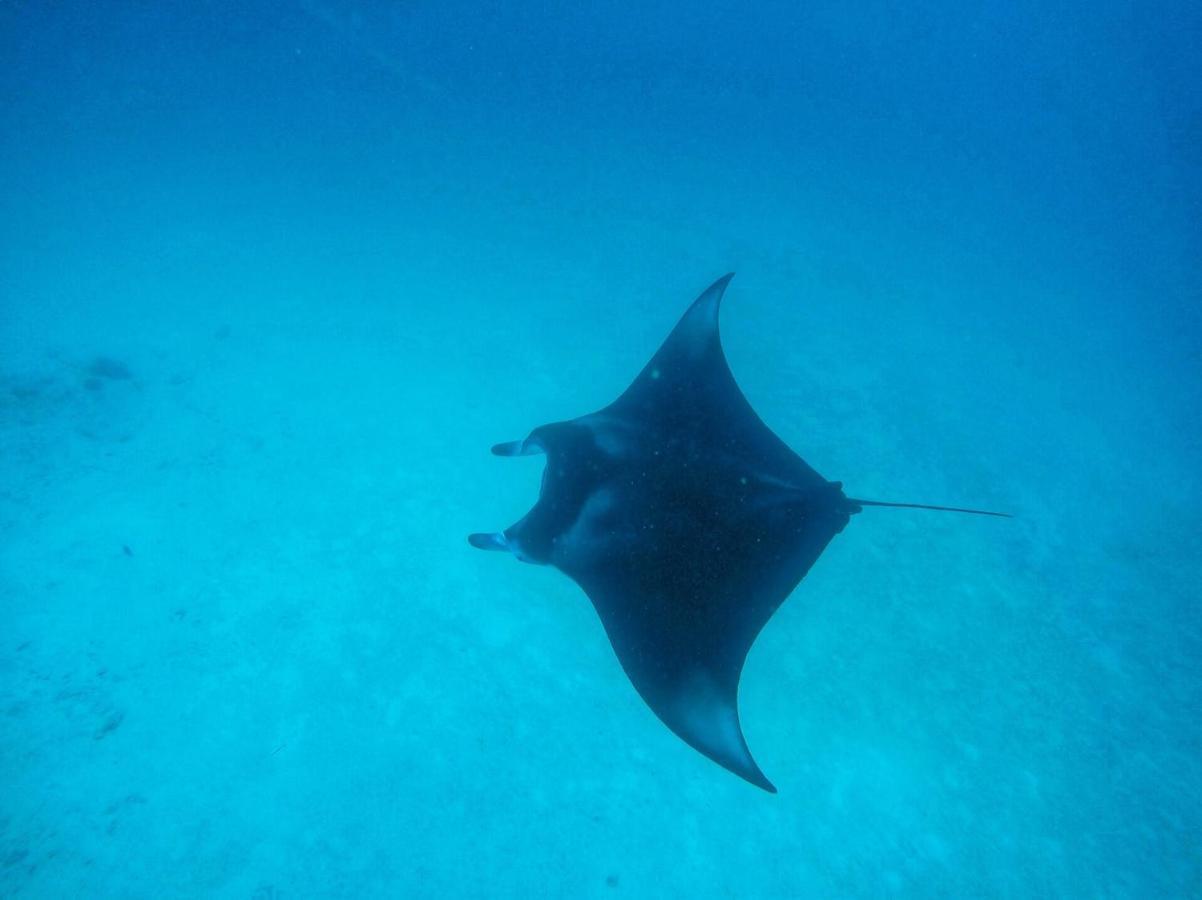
[470, 273, 1009, 793]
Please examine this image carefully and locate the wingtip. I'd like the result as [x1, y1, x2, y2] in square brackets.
[741, 764, 777, 793]
[656, 670, 779, 793]
[740, 752, 778, 793]
[707, 272, 735, 299]
[683, 272, 735, 329]
[710, 752, 776, 793]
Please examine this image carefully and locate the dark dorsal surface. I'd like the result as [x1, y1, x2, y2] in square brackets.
[471, 274, 860, 791]
[470, 275, 1009, 790]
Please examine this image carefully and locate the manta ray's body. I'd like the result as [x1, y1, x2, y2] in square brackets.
[471, 274, 1006, 792]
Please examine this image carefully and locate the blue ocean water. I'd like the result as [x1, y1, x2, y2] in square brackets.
[2, 1, 1199, 896]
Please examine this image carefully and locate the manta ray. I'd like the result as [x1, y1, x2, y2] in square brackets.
[470, 274, 1008, 792]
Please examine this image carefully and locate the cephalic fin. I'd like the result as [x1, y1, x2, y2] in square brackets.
[492, 439, 544, 457]
[468, 532, 510, 551]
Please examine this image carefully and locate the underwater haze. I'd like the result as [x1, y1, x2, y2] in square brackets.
[2, 1, 1200, 896]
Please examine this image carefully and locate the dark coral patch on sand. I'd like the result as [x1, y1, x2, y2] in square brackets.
[86, 357, 133, 381]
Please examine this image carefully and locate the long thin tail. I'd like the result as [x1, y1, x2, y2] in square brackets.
[848, 498, 1012, 518]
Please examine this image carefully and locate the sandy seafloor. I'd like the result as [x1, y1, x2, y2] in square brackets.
[2, 2, 1200, 897]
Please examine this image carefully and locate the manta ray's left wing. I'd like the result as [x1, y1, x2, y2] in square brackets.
[554, 478, 852, 792]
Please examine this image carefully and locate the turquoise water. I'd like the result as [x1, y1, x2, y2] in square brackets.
[2, 2, 1199, 896]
